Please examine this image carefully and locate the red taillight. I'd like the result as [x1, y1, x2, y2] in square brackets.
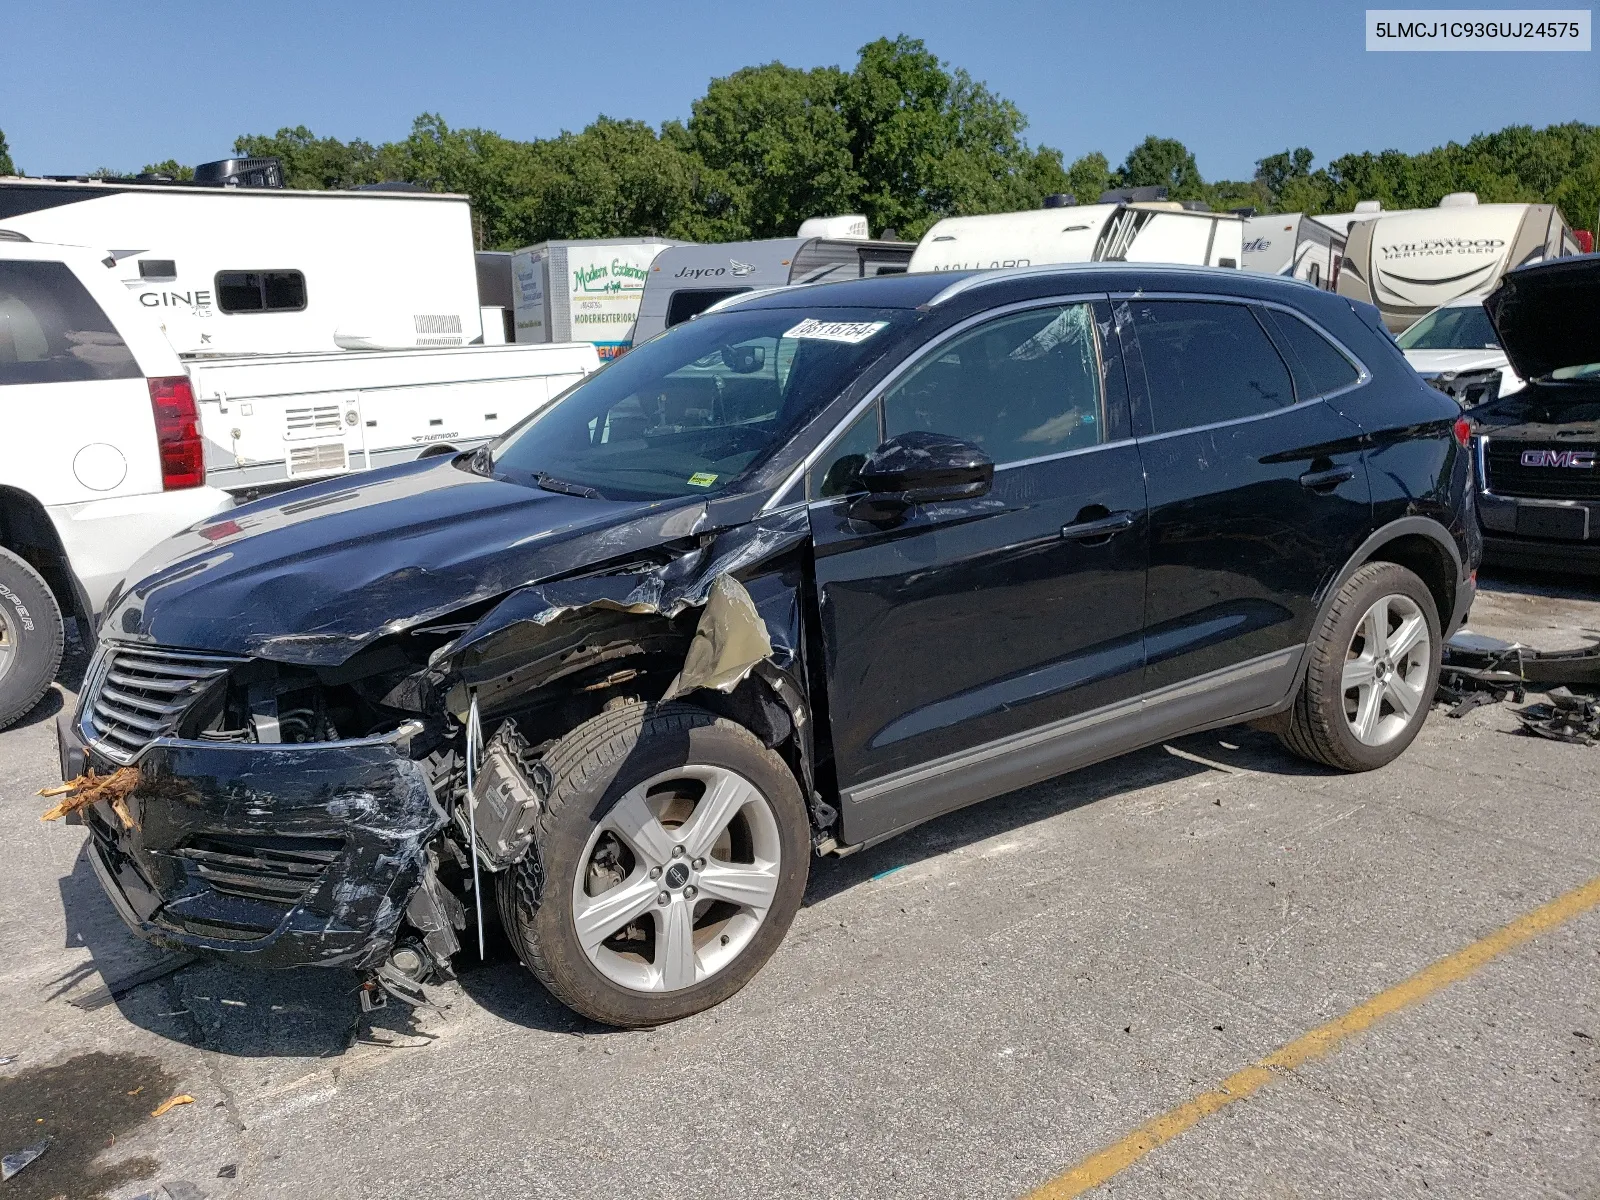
[1453, 417, 1472, 449]
[148, 375, 205, 490]
[1575, 230, 1594, 254]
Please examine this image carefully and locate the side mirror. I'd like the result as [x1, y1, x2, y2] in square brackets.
[850, 431, 994, 521]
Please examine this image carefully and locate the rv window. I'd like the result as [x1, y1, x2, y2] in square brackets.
[883, 303, 1105, 465]
[666, 288, 750, 328]
[1132, 301, 1294, 433]
[0, 260, 140, 385]
[1258, 308, 1362, 399]
[215, 270, 307, 314]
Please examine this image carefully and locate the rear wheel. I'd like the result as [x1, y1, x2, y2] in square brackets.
[1280, 561, 1440, 771]
[0, 547, 64, 731]
[498, 701, 809, 1027]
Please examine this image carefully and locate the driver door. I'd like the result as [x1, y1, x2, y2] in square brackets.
[805, 301, 1150, 845]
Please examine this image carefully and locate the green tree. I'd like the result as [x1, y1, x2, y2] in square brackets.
[1116, 135, 1204, 199]
[140, 158, 194, 181]
[0, 128, 15, 177]
[1063, 151, 1111, 204]
[233, 125, 386, 190]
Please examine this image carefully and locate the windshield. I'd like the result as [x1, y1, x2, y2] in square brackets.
[488, 306, 912, 500]
[1396, 303, 1501, 352]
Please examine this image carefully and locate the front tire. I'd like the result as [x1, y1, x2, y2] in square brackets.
[498, 701, 810, 1027]
[0, 547, 65, 731]
[1279, 561, 1441, 772]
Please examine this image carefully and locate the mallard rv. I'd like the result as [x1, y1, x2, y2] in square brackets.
[908, 201, 1243, 273]
[1334, 195, 1580, 331]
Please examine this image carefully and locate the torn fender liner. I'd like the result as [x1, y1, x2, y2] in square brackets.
[662, 575, 774, 700]
[74, 724, 445, 970]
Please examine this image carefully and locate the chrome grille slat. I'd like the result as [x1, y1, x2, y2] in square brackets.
[81, 644, 246, 763]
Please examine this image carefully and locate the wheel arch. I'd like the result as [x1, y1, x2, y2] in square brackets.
[0, 485, 87, 623]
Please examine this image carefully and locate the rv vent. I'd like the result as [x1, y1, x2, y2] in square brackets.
[287, 442, 350, 477]
[415, 313, 464, 347]
[285, 406, 343, 435]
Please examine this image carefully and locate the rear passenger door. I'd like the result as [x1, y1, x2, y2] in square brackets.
[807, 300, 1149, 842]
[1123, 297, 1372, 700]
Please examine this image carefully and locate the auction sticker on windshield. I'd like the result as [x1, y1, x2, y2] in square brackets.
[784, 318, 889, 343]
[687, 472, 718, 487]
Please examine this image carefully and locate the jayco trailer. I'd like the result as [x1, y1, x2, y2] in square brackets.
[1335, 196, 1579, 330]
[0, 177, 485, 356]
[1241, 213, 1345, 289]
[908, 203, 1243, 273]
[512, 238, 682, 358]
[633, 218, 913, 342]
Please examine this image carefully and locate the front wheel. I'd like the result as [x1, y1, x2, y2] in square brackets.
[1279, 561, 1441, 772]
[0, 546, 65, 731]
[498, 701, 810, 1027]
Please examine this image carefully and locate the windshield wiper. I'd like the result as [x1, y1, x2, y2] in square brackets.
[535, 472, 605, 500]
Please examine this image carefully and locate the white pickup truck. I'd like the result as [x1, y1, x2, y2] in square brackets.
[0, 237, 597, 727]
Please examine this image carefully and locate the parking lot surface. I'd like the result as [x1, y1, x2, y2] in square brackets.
[2, 570, 1597, 1200]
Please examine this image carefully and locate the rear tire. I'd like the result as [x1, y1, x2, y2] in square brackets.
[498, 701, 810, 1028]
[1279, 561, 1440, 772]
[0, 547, 64, 732]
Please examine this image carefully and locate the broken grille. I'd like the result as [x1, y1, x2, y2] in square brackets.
[172, 834, 345, 908]
[83, 645, 244, 764]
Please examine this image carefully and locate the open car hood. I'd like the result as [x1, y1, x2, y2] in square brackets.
[1484, 255, 1600, 381]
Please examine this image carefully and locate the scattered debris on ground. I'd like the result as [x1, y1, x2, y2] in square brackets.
[1515, 689, 1600, 746]
[1, 1137, 49, 1180]
[150, 1094, 194, 1118]
[1436, 631, 1600, 728]
[39, 766, 141, 829]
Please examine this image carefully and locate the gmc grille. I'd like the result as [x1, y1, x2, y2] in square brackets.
[82, 645, 245, 764]
[1484, 441, 1600, 501]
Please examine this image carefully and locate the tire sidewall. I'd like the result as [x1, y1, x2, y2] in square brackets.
[0, 548, 64, 730]
[1315, 564, 1442, 770]
[523, 714, 810, 1026]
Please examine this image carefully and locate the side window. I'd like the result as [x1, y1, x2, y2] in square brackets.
[1260, 308, 1361, 399]
[1132, 301, 1293, 433]
[882, 304, 1105, 465]
[216, 270, 307, 314]
[809, 403, 881, 499]
[0, 260, 140, 385]
[666, 288, 750, 328]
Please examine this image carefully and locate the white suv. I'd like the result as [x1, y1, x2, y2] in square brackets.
[1396, 292, 1525, 408]
[0, 238, 230, 726]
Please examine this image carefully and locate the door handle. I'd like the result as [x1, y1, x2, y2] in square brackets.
[1299, 464, 1355, 491]
[1061, 510, 1135, 541]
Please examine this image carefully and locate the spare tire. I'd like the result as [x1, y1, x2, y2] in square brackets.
[0, 546, 65, 730]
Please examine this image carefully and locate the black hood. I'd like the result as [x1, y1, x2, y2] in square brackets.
[102, 455, 731, 666]
[1484, 254, 1600, 381]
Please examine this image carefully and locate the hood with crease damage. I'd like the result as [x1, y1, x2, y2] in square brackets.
[101, 454, 733, 666]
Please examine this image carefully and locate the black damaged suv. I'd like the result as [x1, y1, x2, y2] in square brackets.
[1468, 255, 1600, 574]
[62, 264, 1478, 1027]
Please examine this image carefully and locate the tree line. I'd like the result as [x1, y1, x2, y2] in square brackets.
[6, 37, 1597, 249]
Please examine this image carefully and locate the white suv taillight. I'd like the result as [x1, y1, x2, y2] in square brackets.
[148, 375, 205, 490]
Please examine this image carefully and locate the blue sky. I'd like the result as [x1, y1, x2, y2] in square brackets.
[4, 1, 1595, 180]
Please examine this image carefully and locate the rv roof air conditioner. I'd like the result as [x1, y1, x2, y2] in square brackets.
[1100, 186, 1169, 204]
[796, 215, 871, 240]
[1042, 193, 1077, 208]
[1353, 200, 1383, 214]
[192, 157, 285, 189]
[1438, 192, 1480, 207]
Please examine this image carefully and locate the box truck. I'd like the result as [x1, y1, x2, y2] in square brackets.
[512, 237, 682, 358]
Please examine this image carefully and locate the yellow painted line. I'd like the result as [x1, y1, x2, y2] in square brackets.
[1025, 872, 1600, 1200]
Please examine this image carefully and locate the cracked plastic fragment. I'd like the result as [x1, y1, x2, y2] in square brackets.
[662, 575, 774, 701]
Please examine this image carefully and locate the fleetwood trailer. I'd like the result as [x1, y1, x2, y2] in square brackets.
[907, 202, 1243, 273]
[1336, 195, 1580, 331]
[1241, 213, 1345, 289]
[512, 237, 682, 358]
[0, 173, 486, 356]
[633, 217, 912, 342]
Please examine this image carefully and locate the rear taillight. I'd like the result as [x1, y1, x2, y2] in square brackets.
[148, 375, 205, 490]
[1453, 417, 1472, 449]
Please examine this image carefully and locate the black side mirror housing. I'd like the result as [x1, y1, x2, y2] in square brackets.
[849, 431, 994, 521]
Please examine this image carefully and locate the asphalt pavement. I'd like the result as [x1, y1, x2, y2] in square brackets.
[2, 570, 1597, 1200]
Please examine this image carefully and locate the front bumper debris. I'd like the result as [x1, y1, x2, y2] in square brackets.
[64, 719, 444, 969]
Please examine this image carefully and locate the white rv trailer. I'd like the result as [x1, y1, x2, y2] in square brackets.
[1334, 195, 1579, 330]
[633, 219, 913, 343]
[1241, 213, 1345, 289]
[185, 340, 597, 495]
[0, 177, 486, 356]
[512, 237, 682, 358]
[907, 203, 1244, 274]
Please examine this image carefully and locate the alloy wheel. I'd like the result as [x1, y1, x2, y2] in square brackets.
[570, 764, 782, 993]
[1342, 593, 1431, 747]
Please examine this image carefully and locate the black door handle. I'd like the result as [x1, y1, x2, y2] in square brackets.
[1061, 510, 1136, 541]
[1299, 464, 1356, 491]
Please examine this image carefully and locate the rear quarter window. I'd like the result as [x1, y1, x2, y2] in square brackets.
[1260, 307, 1363, 399]
[0, 260, 140, 385]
